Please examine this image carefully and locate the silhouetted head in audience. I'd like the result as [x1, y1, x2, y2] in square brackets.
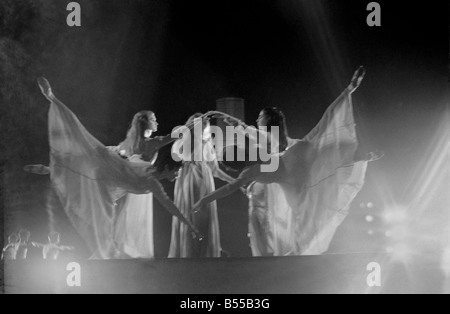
[48, 231, 61, 245]
[8, 233, 19, 245]
[19, 229, 30, 243]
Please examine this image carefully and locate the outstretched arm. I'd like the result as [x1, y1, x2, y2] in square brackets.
[145, 115, 209, 154]
[148, 134, 177, 151]
[205, 111, 269, 144]
[213, 166, 235, 184]
[206, 150, 235, 184]
[192, 165, 259, 213]
[59, 245, 75, 251]
[148, 176, 203, 240]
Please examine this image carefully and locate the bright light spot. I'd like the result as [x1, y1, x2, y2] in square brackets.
[367, 230, 374, 236]
[365, 215, 374, 223]
[383, 205, 408, 224]
[390, 225, 409, 241]
[367, 202, 374, 209]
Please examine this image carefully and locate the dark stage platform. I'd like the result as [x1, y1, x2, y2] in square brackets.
[2, 253, 448, 294]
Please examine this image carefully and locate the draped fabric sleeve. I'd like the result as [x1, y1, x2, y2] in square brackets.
[47, 93, 162, 259]
[273, 89, 368, 255]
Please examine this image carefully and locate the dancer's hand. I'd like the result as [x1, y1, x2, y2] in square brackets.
[192, 199, 204, 214]
[223, 117, 238, 127]
[208, 113, 225, 120]
[348, 66, 365, 93]
[223, 116, 246, 128]
[190, 227, 204, 242]
[37, 77, 54, 99]
[184, 116, 209, 131]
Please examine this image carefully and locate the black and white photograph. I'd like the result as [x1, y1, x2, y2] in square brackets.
[0, 0, 449, 297]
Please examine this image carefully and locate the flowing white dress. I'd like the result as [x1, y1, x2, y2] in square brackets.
[43, 85, 176, 259]
[111, 147, 159, 259]
[113, 176, 155, 258]
[243, 88, 367, 255]
[168, 139, 222, 258]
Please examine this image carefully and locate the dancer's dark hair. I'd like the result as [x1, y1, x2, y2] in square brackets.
[119, 111, 155, 156]
[260, 107, 289, 153]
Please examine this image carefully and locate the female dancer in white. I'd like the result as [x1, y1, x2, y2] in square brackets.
[112, 110, 171, 258]
[246, 107, 296, 256]
[194, 67, 380, 255]
[37, 78, 201, 259]
[169, 113, 235, 258]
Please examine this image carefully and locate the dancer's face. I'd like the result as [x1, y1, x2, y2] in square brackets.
[144, 113, 158, 138]
[148, 113, 158, 132]
[257, 111, 269, 127]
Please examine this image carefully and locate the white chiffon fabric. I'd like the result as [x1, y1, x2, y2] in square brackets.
[46, 90, 169, 259]
[111, 152, 157, 259]
[248, 88, 368, 256]
[114, 192, 154, 258]
[168, 139, 222, 258]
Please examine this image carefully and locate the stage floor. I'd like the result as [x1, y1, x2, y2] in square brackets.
[2, 253, 449, 294]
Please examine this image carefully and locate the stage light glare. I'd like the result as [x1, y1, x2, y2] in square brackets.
[367, 202, 374, 209]
[390, 225, 409, 241]
[365, 215, 374, 223]
[390, 243, 414, 262]
[383, 206, 408, 224]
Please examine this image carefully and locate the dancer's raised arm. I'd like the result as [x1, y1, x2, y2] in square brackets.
[205, 111, 269, 145]
[212, 164, 235, 183]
